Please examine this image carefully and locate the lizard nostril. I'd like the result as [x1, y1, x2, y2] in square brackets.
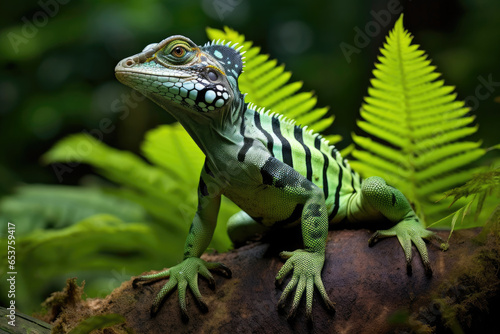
[124, 58, 135, 67]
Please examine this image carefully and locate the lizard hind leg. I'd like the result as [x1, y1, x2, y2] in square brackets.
[359, 176, 445, 277]
[227, 211, 270, 246]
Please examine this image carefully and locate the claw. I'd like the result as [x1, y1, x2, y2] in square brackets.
[324, 299, 336, 315]
[180, 309, 189, 323]
[150, 303, 160, 317]
[206, 262, 232, 278]
[215, 263, 232, 278]
[287, 307, 299, 322]
[368, 231, 380, 247]
[197, 299, 209, 313]
[406, 261, 413, 276]
[424, 263, 433, 278]
[207, 277, 216, 290]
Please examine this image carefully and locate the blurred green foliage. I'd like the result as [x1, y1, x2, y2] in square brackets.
[1, 0, 499, 315]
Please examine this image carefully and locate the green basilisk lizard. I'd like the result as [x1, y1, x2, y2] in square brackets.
[115, 35, 444, 323]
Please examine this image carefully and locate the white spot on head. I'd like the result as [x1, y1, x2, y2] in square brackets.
[205, 90, 216, 104]
[215, 99, 225, 108]
[214, 50, 223, 59]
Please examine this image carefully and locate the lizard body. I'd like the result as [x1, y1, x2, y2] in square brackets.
[115, 35, 443, 322]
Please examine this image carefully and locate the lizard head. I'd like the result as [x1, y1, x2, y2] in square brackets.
[115, 35, 244, 116]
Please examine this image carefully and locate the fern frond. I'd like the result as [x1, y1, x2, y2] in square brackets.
[428, 166, 500, 233]
[206, 27, 338, 143]
[350, 15, 486, 223]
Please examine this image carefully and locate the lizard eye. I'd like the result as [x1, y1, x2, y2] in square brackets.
[159, 39, 196, 65]
[207, 69, 219, 82]
[171, 45, 187, 58]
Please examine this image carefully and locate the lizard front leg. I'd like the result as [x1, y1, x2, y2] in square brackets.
[275, 187, 336, 321]
[259, 157, 335, 322]
[133, 164, 231, 321]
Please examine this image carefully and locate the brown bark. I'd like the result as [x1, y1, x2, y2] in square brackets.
[39, 227, 500, 334]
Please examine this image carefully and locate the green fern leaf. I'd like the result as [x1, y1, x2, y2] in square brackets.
[206, 27, 338, 143]
[349, 14, 486, 223]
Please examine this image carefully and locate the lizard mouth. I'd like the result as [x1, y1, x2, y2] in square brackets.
[114, 57, 196, 88]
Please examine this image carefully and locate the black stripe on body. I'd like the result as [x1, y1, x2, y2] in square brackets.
[275, 203, 304, 228]
[272, 117, 293, 167]
[314, 136, 329, 200]
[238, 137, 253, 162]
[237, 113, 254, 162]
[260, 156, 297, 189]
[254, 111, 274, 156]
[294, 126, 313, 181]
[351, 172, 357, 194]
[329, 160, 343, 221]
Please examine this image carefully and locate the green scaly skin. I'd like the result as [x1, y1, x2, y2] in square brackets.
[115, 35, 446, 323]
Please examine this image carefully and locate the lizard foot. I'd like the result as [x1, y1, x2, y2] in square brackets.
[275, 249, 335, 323]
[368, 217, 448, 277]
[133, 257, 231, 322]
